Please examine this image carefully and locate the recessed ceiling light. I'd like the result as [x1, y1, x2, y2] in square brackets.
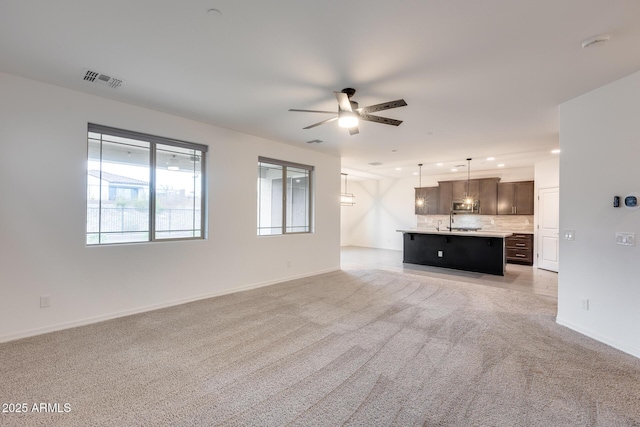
[395, 167, 402, 171]
[436, 163, 443, 167]
[551, 149, 561, 154]
[451, 168, 458, 172]
[497, 163, 505, 168]
[582, 34, 610, 49]
[487, 157, 495, 161]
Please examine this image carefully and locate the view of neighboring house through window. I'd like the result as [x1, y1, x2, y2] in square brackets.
[257, 157, 313, 235]
[87, 124, 207, 245]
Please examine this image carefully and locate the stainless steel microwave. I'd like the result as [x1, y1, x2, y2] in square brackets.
[451, 200, 480, 214]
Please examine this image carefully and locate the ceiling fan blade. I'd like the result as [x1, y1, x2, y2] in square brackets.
[303, 116, 338, 129]
[358, 99, 407, 114]
[334, 91, 352, 112]
[289, 109, 336, 114]
[348, 127, 359, 135]
[359, 113, 403, 126]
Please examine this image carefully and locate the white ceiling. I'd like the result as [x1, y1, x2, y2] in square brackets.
[2, 0, 639, 180]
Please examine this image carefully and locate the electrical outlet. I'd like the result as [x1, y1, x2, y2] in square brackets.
[616, 232, 635, 246]
[580, 298, 589, 311]
[437, 250, 443, 258]
[40, 295, 50, 308]
[563, 230, 575, 241]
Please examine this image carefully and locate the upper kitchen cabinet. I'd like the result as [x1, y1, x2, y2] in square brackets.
[438, 178, 499, 215]
[415, 187, 439, 214]
[437, 181, 453, 214]
[452, 180, 479, 202]
[497, 181, 534, 215]
[477, 178, 499, 215]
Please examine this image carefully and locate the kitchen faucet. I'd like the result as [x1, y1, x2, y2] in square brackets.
[449, 211, 455, 231]
[436, 220, 442, 231]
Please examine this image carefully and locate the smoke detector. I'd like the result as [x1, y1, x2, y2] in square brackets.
[82, 68, 125, 89]
[581, 34, 611, 49]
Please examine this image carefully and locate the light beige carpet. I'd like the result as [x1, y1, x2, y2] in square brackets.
[1, 269, 639, 426]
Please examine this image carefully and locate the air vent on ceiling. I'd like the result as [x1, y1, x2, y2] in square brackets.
[306, 139, 323, 144]
[368, 162, 383, 166]
[82, 68, 125, 89]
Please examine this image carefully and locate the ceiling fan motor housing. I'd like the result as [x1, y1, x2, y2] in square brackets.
[342, 88, 356, 98]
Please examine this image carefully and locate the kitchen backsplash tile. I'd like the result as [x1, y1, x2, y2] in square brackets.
[416, 214, 534, 233]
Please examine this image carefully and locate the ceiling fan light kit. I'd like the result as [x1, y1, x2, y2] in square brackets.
[338, 111, 358, 128]
[289, 88, 407, 135]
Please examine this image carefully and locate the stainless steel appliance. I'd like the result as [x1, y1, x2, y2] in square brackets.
[451, 200, 479, 214]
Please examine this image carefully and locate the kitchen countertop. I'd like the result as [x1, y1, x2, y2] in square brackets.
[397, 228, 513, 238]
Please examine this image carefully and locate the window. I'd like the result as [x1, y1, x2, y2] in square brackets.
[257, 157, 313, 235]
[87, 124, 207, 245]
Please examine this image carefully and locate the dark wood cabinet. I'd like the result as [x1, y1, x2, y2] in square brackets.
[415, 187, 439, 215]
[438, 178, 500, 215]
[514, 182, 534, 214]
[429, 178, 532, 216]
[506, 233, 533, 265]
[497, 181, 534, 215]
[477, 178, 499, 215]
[437, 181, 453, 214]
[451, 180, 479, 202]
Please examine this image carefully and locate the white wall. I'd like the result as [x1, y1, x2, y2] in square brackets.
[341, 179, 415, 250]
[341, 167, 534, 250]
[534, 158, 559, 190]
[557, 70, 640, 358]
[0, 72, 341, 342]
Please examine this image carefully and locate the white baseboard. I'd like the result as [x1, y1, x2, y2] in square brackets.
[556, 317, 640, 360]
[0, 267, 340, 344]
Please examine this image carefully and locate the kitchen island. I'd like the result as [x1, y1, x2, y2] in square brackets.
[397, 229, 513, 276]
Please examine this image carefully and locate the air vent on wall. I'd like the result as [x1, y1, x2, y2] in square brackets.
[82, 68, 125, 89]
[368, 162, 383, 166]
[306, 139, 323, 144]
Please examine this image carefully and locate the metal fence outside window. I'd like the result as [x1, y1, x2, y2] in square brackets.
[87, 207, 200, 233]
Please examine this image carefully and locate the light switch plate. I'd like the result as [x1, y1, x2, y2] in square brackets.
[563, 230, 575, 241]
[616, 232, 635, 246]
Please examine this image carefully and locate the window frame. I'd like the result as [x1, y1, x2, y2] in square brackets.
[87, 123, 208, 245]
[258, 156, 314, 236]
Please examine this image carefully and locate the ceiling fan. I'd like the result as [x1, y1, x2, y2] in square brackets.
[289, 88, 407, 135]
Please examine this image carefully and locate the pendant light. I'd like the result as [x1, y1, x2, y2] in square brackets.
[340, 173, 355, 206]
[463, 158, 473, 205]
[415, 163, 425, 207]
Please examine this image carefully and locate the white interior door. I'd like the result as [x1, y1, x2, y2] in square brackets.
[537, 187, 559, 272]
